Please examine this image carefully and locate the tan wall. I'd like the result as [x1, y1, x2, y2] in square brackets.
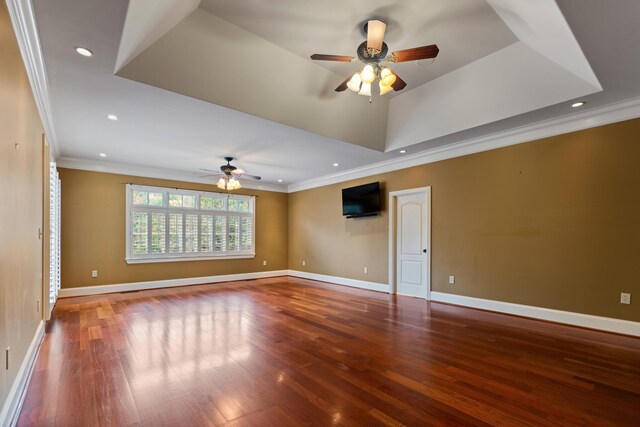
[58, 169, 288, 288]
[289, 119, 640, 322]
[0, 2, 45, 409]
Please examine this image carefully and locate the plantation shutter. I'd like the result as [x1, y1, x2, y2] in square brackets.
[48, 162, 61, 315]
[126, 185, 255, 263]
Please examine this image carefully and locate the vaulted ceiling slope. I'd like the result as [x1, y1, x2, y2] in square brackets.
[23, 0, 640, 190]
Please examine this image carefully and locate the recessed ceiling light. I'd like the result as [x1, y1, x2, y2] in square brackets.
[106, 113, 118, 121]
[333, 163, 339, 167]
[399, 150, 407, 154]
[571, 101, 585, 108]
[277, 179, 283, 183]
[75, 47, 93, 57]
[99, 153, 107, 158]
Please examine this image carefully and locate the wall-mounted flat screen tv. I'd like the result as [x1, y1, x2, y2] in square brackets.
[342, 182, 380, 218]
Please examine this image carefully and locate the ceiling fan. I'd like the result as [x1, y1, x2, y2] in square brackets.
[200, 157, 261, 191]
[310, 19, 439, 98]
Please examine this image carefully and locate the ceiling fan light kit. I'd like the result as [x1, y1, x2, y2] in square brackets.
[200, 157, 261, 191]
[310, 19, 440, 99]
[217, 176, 241, 191]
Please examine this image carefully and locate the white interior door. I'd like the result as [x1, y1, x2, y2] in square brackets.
[396, 192, 428, 298]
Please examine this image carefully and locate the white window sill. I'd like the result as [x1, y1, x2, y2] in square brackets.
[125, 254, 255, 264]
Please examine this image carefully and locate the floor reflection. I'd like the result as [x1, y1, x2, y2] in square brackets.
[125, 294, 253, 392]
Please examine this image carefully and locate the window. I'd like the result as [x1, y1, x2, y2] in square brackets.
[126, 184, 255, 263]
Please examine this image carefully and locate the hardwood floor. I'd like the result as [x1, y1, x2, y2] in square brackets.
[18, 277, 640, 426]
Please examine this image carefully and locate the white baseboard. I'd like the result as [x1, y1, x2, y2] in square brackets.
[431, 292, 640, 337]
[57, 271, 638, 337]
[288, 270, 389, 293]
[58, 270, 289, 297]
[0, 320, 45, 427]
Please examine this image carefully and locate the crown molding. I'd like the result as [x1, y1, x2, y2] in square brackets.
[56, 157, 288, 193]
[58, 93, 640, 195]
[288, 96, 640, 192]
[6, 0, 59, 158]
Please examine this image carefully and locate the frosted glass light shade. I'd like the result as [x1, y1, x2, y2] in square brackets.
[360, 65, 376, 84]
[379, 81, 392, 95]
[346, 73, 362, 92]
[217, 177, 242, 190]
[227, 178, 242, 190]
[358, 82, 372, 97]
[380, 67, 396, 87]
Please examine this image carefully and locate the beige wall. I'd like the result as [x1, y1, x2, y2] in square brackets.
[0, 2, 45, 409]
[58, 169, 288, 288]
[289, 119, 640, 322]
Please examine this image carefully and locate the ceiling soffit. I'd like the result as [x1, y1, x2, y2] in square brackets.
[115, 0, 601, 154]
[386, 0, 602, 151]
[117, 7, 389, 152]
[115, 0, 200, 72]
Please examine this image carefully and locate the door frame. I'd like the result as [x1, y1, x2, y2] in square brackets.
[388, 186, 431, 299]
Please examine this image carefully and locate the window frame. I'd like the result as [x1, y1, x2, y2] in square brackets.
[125, 184, 256, 264]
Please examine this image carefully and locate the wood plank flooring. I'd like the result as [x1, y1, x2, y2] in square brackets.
[18, 276, 640, 426]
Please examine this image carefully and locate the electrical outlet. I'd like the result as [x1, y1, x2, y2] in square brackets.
[302, 260, 306, 267]
[91, 270, 98, 278]
[5, 347, 9, 370]
[364, 266, 368, 274]
[37, 299, 40, 313]
[263, 260, 267, 266]
[621, 293, 631, 304]
[449, 276, 455, 285]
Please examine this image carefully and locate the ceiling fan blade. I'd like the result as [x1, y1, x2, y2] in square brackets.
[240, 174, 262, 181]
[199, 168, 220, 173]
[198, 174, 221, 178]
[229, 168, 261, 180]
[366, 20, 386, 54]
[386, 44, 439, 63]
[335, 75, 351, 92]
[391, 74, 407, 91]
[310, 54, 354, 62]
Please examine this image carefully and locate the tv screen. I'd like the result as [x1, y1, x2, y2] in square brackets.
[342, 182, 380, 217]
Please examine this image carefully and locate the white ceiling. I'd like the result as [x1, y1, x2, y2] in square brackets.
[27, 0, 640, 191]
